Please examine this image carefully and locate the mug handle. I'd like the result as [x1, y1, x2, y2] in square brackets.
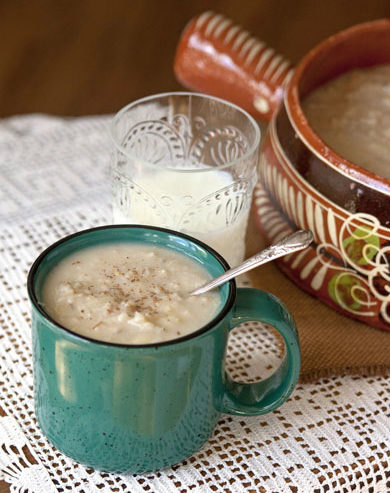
[222, 288, 300, 415]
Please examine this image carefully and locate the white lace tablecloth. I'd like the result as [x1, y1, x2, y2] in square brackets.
[0, 115, 389, 493]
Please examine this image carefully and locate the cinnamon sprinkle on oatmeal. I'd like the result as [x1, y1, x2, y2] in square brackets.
[42, 243, 219, 344]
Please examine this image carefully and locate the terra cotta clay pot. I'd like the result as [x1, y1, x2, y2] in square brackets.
[174, 12, 390, 331]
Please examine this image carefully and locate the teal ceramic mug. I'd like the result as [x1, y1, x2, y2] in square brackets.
[28, 225, 300, 474]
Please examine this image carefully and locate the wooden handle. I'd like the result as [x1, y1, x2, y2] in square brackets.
[174, 11, 293, 122]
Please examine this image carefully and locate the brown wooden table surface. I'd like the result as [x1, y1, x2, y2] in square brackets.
[1, 1, 389, 491]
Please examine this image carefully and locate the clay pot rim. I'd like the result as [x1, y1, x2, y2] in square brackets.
[285, 18, 390, 197]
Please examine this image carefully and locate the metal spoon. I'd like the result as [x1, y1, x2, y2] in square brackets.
[190, 230, 313, 296]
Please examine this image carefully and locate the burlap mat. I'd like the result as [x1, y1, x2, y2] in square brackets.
[246, 212, 390, 382]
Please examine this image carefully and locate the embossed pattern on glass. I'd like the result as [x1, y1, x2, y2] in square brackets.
[110, 93, 260, 266]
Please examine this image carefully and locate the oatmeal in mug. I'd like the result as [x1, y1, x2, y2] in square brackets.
[41, 244, 220, 344]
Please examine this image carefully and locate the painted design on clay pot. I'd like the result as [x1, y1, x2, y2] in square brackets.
[175, 12, 390, 330]
[174, 11, 292, 121]
[254, 120, 390, 330]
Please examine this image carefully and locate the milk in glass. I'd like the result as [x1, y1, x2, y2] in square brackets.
[113, 167, 251, 267]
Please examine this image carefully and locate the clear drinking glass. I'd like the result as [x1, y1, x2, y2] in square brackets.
[110, 92, 260, 266]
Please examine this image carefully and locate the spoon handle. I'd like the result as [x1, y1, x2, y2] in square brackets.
[190, 230, 313, 296]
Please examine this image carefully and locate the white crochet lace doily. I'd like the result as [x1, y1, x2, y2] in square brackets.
[0, 115, 389, 493]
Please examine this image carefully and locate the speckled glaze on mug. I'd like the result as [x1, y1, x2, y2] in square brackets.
[28, 225, 300, 474]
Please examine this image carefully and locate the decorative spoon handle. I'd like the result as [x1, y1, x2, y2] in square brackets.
[190, 230, 313, 296]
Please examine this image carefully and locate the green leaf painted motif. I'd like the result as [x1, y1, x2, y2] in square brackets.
[343, 225, 379, 266]
[328, 273, 363, 311]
